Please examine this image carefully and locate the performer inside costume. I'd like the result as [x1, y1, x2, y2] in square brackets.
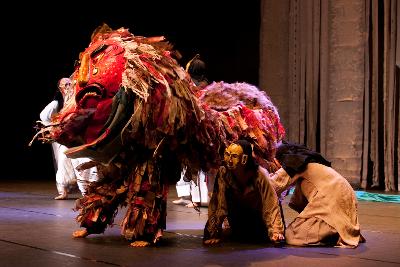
[269, 141, 366, 248]
[173, 54, 213, 208]
[203, 140, 285, 245]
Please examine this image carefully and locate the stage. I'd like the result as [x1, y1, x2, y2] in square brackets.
[1, 179, 399, 267]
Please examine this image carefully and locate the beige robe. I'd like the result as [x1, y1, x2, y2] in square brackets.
[270, 163, 364, 248]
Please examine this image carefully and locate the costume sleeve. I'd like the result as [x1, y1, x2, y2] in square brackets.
[203, 166, 228, 240]
[257, 167, 285, 240]
[269, 168, 307, 213]
[269, 167, 293, 196]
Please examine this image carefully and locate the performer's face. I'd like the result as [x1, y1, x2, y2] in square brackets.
[224, 144, 244, 170]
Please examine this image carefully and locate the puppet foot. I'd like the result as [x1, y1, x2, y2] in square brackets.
[72, 229, 89, 238]
[130, 241, 151, 247]
[203, 238, 221, 245]
[129, 229, 163, 247]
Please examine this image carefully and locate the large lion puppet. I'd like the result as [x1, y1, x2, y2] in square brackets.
[32, 24, 285, 247]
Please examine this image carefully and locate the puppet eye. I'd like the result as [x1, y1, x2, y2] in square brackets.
[91, 44, 108, 57]
[91, 44, 108, 64]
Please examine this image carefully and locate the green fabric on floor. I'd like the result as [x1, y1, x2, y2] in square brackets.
[355, 191, 400, 203]
[287, 188, 400, 203]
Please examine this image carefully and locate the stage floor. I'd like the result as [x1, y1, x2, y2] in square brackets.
[1, 179, 399, 267]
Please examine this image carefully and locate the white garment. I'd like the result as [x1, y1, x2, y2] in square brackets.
[39, 100, 59, 126]
[175, 177, 191, 198]
[40, 100, 76, 195]
[54, 143, 77, 195]
[70, 157, 102, 195]
[176, 169, 209, 206]
[40, 100, 100, 196]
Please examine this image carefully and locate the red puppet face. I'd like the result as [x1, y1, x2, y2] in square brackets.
[53, 34, 127, 147]
[73, 38, 126, 108]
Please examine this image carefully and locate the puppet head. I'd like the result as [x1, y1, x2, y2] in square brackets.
[36, 24, 197, 163]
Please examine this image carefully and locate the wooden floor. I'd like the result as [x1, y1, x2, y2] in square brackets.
[0, 178, 399, 267]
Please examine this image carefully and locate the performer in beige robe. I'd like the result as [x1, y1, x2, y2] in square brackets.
[269, 141, 365, 248]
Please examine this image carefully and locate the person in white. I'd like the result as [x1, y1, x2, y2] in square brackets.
[39, 78, 101, 200]
[173, 168, 211, 208]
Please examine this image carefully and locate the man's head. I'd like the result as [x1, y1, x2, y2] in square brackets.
[224, 140, 256, 170]
[185, 54, 208, 87]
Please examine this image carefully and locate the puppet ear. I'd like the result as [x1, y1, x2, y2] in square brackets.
[91, 23, 113, 42]
[241, 154, 248, 165]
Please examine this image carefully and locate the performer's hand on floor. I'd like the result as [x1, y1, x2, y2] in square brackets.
[270, 233, 285, 246]
[203, 238, 221, 245]
[271, 233, 285, 241]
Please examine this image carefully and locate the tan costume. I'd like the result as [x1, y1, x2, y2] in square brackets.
[270, 163, 364, 248]
[204, 165, 285, 242]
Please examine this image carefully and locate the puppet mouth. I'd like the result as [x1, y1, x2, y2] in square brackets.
[75, 84, 103, 108]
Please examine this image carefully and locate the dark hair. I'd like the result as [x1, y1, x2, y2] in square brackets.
[187, 58, 206, 76]
[186, 54, 209, 86]
[276, 141, 331, 177]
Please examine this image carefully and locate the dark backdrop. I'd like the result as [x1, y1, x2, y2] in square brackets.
[2, 1, 260, 180]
